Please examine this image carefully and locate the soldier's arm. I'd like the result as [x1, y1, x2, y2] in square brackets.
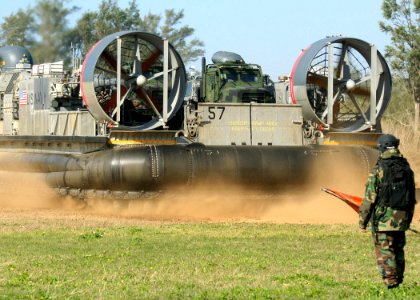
[359, 167, 379, 229]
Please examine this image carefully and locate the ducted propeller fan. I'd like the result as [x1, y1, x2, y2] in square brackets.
[80, 31, 186, 130]
[290, 36, 392, 132]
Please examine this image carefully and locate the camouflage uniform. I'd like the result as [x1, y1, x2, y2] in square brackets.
[359, 148, 416, 288]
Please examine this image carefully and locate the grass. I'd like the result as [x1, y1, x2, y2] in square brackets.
[0, 217, 419, 299]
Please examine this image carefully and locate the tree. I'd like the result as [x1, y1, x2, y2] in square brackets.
[380, 0, 420, 135]
[160, 9, 205, 65]
[0, 0, 79, 64]
[75, 0, 204, 64]
[0, 0, 204, 65]
[75, 0, 144, 51]
[0, 8, 35, 48]
[31, 0, 79, 64]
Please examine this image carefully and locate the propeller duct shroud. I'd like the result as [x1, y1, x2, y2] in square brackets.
[80, 31, 186, 130]
[290, 37, 392, 132]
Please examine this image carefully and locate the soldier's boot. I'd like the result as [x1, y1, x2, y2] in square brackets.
[384, 276, 399, 289]
[387, 283, 400, 289]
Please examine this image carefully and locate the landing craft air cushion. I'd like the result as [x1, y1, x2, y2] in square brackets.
[0, 31, 392, 199]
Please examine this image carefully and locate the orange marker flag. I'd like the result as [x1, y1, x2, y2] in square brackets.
[321, 187, 363, 213]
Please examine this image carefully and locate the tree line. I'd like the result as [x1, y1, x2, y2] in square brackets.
[380, 0, 419, 135]
[0, 0, 204, 65]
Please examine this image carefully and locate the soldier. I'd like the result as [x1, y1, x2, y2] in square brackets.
[359, 134, 416, 289]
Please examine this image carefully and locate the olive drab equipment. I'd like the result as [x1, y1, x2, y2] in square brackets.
[377, 157, 416, 210]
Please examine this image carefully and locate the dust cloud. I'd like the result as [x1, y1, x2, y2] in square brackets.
[0, 169, 363, 224]
[0, 158, 418, 225]
[0, 170, 60, 209]
[109, 187, 360, 224]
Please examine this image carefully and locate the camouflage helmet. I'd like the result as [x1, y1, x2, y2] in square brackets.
[377, 134, 399, 152]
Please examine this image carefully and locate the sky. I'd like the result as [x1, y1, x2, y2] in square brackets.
[1, 0, 390, 79]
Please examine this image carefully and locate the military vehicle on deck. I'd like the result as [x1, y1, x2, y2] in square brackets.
[200, 51, 274, 104]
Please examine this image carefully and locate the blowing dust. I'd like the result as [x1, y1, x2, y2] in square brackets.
[85, 147, 370, 223]
[104, 186, 360, 224]
[0, 156, 418, 224]
[0, 170, 60, 209]
[0, 167, 365, 224]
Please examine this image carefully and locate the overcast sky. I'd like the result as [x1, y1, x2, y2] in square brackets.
[1, 0, 390, 79]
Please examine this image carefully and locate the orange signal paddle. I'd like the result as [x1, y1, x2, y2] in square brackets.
[321, 187, 363, 212]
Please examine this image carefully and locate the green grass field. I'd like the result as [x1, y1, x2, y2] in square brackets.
[0, 211, 419, 300]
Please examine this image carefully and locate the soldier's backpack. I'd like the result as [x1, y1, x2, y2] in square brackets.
[377, 157, 416, 210]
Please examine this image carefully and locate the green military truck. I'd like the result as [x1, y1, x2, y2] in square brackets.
[200, 51, 274, 103]
[182, 51, 301, 146]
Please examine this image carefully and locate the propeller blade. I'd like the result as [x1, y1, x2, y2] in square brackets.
[111, 86, 134, 118]
[351, 86, 370, 97]
[307, 72, 339, 88]
[307, 72, 371, 97]
[138, 88, 162, 119]
[147, 67, 178, 81]
[335, 43, 348, 79]
[350, 76, 371, 96]
[141, 50, 161, 73]
[347, 92, 369, 123]
[132, 41, 142, 76]
[97, 51, 129, 80]
[321, 90, 342, 120]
